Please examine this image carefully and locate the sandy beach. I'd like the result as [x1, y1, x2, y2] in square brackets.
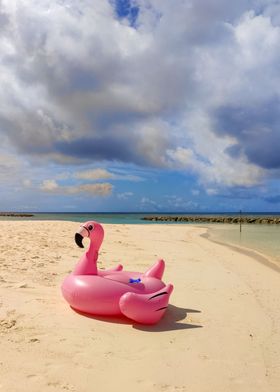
[1, 221, 280, 392]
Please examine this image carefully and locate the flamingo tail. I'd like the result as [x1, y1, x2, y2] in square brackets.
[143, 259, 165, 279]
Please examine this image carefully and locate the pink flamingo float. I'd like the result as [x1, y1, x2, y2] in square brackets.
[61, 221, 173, 324]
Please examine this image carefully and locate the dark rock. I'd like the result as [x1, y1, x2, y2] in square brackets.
[141, 215, 280, 224]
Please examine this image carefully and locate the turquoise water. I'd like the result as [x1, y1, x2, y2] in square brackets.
[1, 212, 280, 225]
[206, 224, 280, 263]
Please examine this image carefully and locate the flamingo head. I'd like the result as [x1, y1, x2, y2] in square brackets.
[75, 221, 104, 250]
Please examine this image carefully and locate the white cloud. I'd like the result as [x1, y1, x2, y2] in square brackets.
[71, 183, 113, 196]
[169, 145, 264, 188]
[140, 196, 160, 210]
[206, 188, 219, 196]
[75, 168, 114, 180]
[167, 110, 265, 188]
[75, 167, 145, 182]
[117, 191, 134, 200]
[40, 179, 59, 191]
[40, 180, 113, 196]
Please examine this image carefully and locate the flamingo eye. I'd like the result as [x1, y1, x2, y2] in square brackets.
[88, 225, 93, 231]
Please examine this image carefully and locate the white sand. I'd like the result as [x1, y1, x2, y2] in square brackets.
[0, 221, 280, 392]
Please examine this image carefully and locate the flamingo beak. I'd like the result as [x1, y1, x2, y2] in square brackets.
[75, 233, 84, 248]
[75, 226, 89, 248]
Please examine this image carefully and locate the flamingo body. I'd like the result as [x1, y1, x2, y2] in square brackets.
[61, 222, 173, 324]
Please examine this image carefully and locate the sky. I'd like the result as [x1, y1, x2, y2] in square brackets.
[0, 0, 280, 212]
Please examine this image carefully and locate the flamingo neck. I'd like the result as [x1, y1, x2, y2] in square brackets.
[73, 240, 99, 275]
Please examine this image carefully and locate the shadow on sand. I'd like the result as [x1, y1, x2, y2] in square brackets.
[72, 304, 202, 332]
[133, 305, 202, 332]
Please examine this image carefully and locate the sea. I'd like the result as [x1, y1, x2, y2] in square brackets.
[1, 212, 280, 263]
[205, 223, 280, 264]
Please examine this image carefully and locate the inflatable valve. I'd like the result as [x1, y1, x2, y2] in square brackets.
[129, 278, 141, 284]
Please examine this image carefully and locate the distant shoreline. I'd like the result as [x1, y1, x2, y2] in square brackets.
[0, 212, 34, 217]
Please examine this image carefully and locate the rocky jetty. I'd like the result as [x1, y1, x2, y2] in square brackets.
[0, 212, 34, 217]
[142, 215, 280, 224]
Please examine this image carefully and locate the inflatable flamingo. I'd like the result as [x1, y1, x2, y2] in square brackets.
[61, 221, 173, 324]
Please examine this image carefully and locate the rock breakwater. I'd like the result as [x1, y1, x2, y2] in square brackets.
[0, 213, 34, 217]
[142, 216, 280, 224]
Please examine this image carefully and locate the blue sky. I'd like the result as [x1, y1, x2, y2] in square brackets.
[0, 0, 280, 212]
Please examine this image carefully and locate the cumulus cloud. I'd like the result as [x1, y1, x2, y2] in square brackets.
[167, 103, 266, 188]
[167, 134, 264, 188]
[71, 183, 113, 196]
[0, 0, 279, 192]
[40, 180, 113, 196]
[75, 168, 114, 180]
[74, 167, 145, 182]
[40, 179, 59, 191]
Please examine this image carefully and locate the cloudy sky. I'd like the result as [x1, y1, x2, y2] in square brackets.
[0, 0, 280, 212]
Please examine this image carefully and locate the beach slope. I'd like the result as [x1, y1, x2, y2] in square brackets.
[0, 221, 280, 392]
